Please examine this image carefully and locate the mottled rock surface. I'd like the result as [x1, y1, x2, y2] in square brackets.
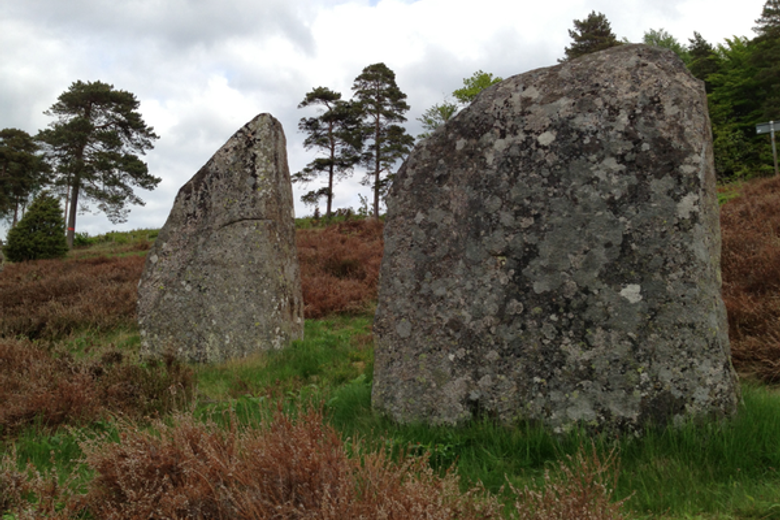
[138, 113, 303, 363]
[373, 45, 739, 431]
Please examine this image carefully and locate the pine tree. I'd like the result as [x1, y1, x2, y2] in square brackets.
[294, 87, 362, 218]
[352, 63, 414, 218]
[561, 11, 622, 62]
[4, 191, 68, 262]
[755, 0, 780, 37]
[37, 80, 159, 248]
[0, 128, 49, 227]
[688, 32, 721, 93]
[708, 37, 764, 178]
[752, 0, 780, 122]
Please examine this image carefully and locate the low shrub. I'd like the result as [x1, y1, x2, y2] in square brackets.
[0, 255, 144, 339]
[720, 176, 780, 382]
[0, 338, 194, 436]
[1, 404, 635, 520]
[72, 406, 503, 520]
[297, 219, 384, 318]
[0, 338, 101, 436]
[1, 221, 380, 337]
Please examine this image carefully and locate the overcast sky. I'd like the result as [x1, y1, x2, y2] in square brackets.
[0, 0, 766, 238]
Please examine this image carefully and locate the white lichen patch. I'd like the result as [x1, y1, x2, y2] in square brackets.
[522, 85, 541, 99]
[620, 284, 643, 303]
[537, 131, 556, 146]
[676, 192, 700, 220]
[396, 319, 412, 338]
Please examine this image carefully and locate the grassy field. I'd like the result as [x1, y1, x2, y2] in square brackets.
[2, 182, 780, 518]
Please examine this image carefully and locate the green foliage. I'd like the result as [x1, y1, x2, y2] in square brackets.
[37, 80, 160, 247]
[688, 31, 721, 93]
[643, 28, 691, 64]
[3, 192, 67, 262]
[698, 1, 780, 181]
[417, 100, 459, 140]
[452, 71, 503, 105]
[0, 129, 49, 227]
[294, 87, 362, 218]
[561, 11, 622, 62]
[754, 0, 780, 37]
[751, 4, 780, 124]
[708, 37, 767, 179]
[352, 63, 414, 218]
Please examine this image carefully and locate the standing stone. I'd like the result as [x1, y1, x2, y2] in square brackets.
[373, 45, 739, 431]
[138, 113, 303, 363]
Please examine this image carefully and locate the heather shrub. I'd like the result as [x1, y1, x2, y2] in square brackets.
[4, 191, 68, 262]
[79, 406, 504, 520]
[0, 338, 101, 436]
[0, 446, 85, 520]
[0, 254, 144, 339]
[0, 338, 194, 436]
[720, 176, 780, 382]
[93, 351, 195, 418]
[297, 219, 383, 318]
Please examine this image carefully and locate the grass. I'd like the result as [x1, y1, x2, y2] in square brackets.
[194, 315, 374, 401]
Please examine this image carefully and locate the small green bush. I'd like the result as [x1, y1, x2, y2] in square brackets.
[4, 192, 68, 262]
[73, 231, 99, 247]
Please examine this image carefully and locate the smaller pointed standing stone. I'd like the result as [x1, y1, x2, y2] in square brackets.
[138, 113, 303, 363]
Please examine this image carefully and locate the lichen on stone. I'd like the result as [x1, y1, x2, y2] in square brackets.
[372, 45, 739, 432]
[137, 114, 303, 363]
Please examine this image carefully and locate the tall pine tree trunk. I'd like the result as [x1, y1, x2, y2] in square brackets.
[373, 157, 380, 219]
[327, 165, 334, 219]
[63, 183, 70, 226]
[373, 116, 381, 219]
[66, 179, 80, 249]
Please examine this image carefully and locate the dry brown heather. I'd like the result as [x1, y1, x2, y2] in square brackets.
[0, 255, 144, 339]
[0, 405, 628, 520]
[296, 219, 384, 318]
[76, 406, 505, 520]
[0, 338, 194, 435]
[721, 176, 780, 383]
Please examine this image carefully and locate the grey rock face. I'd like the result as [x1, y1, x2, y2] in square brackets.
[138, 113, 303, 363]
[373, 45, 739, 431]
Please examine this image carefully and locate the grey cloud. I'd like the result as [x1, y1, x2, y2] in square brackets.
[3, 0, 315, 55]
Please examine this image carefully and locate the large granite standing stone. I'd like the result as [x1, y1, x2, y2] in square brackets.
[373, 45, 739, 431]
[138, 113, 303, 363]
